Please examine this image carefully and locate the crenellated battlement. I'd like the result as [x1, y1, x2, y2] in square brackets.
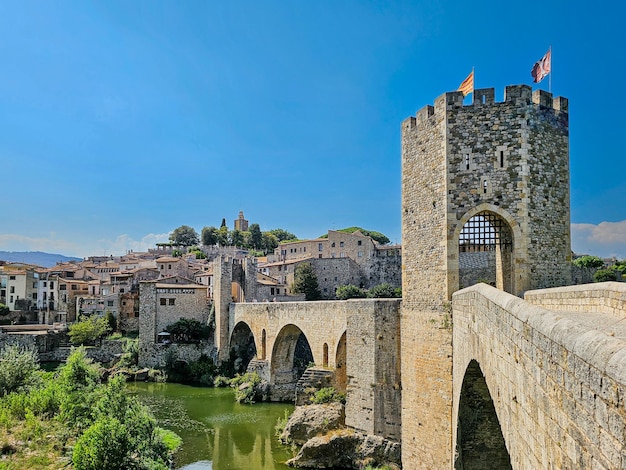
[412, 84, 568, 123]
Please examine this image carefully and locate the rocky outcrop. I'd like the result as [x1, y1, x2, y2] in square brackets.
[281, 403, 345, 445]
[287, 429, 360, 468]
[281, 403, 401, 469]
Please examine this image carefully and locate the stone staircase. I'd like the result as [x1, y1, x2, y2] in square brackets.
[295, 367, 335, 405]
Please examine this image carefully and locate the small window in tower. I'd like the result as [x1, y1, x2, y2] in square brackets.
[500, 151, 504, 168]
[483, 180, 488, 194]
[464, 154, 470, 170]
[169, 298, 175, 306]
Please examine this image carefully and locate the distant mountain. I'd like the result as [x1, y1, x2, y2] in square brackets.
[0, 251, 82, 268]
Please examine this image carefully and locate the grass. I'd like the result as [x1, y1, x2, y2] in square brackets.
[0, 416, 72, 470]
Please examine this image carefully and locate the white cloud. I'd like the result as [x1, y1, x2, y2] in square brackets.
[95, 233, 170, 255]
[0, 232, 170, 258]
[571, 221, 626, 259]
[0, 234, 83, 256]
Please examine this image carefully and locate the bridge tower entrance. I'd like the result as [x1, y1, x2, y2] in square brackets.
[401, 85, 570, 468]
[458, 209, 515, 293]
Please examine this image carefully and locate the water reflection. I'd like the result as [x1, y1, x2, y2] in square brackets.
[128, 382, 293, 470]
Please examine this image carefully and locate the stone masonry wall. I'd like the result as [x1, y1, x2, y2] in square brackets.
[345, 299, 402, 441]
[453, 283, 626, 469]
[401, 91, 455, 470]
[524, 281, 626, 316]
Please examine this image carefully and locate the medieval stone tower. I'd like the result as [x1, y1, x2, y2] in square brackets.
[400, 85, 570, 468]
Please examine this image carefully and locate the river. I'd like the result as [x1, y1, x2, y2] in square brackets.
[128, 382, 295, 470]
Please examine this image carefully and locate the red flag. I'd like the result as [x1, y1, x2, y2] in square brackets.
[458, 70, 474, 96]
[531, 49, 551, 83]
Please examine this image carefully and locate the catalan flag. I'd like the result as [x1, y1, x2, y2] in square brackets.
[458, 70, 474, 96]
[531, 49, 551, 83]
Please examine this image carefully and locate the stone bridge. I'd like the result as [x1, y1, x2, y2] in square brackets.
[229, 299, 402, 440]
[452, 282, 626, 470]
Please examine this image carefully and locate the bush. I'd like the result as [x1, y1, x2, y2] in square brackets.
[593, 268, 618, 282]
[73, 416, 133, 470]
[229, 372, 261, 404]
[0, 345, 41, 396]
[68, 316, 111, 346]
[0, 304, 9, 316]
[105, 311, 117, 332]
[310, 387, 346, 405]
[335, 285, 367, 300]
[116, 339, 139, 369]
[213, 375, 230, 387]
[573, 255, 604, 269]
[187, 355, 217, 386]
[367, 283, 401, 298]
[165, 318, 210, 343]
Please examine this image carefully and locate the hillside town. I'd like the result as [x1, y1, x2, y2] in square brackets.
[0, 212, 402, 334]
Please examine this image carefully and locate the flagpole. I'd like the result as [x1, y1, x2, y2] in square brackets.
[549, 45, 552, 93]
[472, 66, 475, 95]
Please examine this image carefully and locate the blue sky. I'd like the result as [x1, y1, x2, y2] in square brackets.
[0, 0, 624, 259]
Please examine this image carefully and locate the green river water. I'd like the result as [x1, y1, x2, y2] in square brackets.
[127, 382, 294, 470]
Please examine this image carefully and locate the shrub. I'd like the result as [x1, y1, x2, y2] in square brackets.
[213, 375, 230, 387]
[165, 318, 210, 343]
[105, 311, 117, 332]
[310, 387, 346, 405]
[593, 268, 618, 282]
[57, 348, 102, 429]
[187, 354, 217, 386]
[229, 372, 261, 404]
[68, 316, 111, 346]
[335, 284, 366, 300]
[573, 255, 604, 269]
[0, 304, 9, 316]
[367, 283, 401, 298]
[116, 338, 139, 369]
[0, 345, 41, 396]
[72, 416, 133, 470]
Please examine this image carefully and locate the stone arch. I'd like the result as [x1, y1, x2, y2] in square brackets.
[455, 359, 511, 470]
[454, 204, 522, 295]
[229, 321, 257, 374]
[335, 331, 347, 393]
[270, 324, 314, 401]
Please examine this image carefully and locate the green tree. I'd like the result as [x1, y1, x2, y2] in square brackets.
[262, 232, 279, 253]
[335, 284, 367, 300]
[169, 225, 199, 246]
[249, 223, 263, 250]
[165, 318, 210, 343]
[188, 246, 207, 259]
[0, 303, 8, 315]
[0, 345, 41, 396]
[105, 310, 117, 332]
[230, 229, 244, 247]
[268, 228, 298, 242]
[292, 262, 322, 301]
[201, 226, 219, 246]
[367, 283, 402, 298]
[572, 255, 604, 269]
[593, 268, 618, 282]
[217, 226, 229, 246]
[69, 316, 111, 345]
